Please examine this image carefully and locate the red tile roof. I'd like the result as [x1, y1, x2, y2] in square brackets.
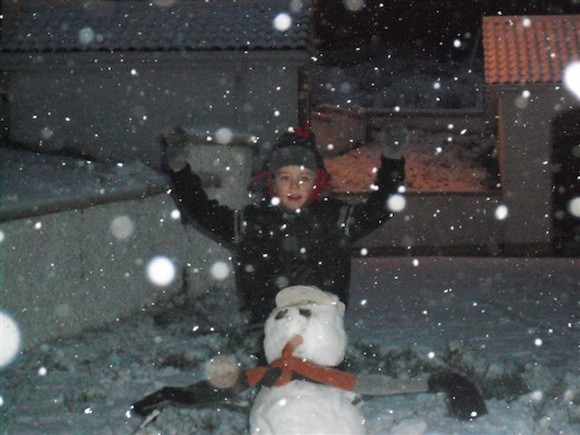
[482, 15, 580, 85]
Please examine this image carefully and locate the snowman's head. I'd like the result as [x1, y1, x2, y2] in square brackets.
[263, 286, 347, 367]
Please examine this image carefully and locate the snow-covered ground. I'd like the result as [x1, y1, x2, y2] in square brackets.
[324, 129, 497, 195]
[0, 255, 577, 434]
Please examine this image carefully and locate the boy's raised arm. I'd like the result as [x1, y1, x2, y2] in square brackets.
[162, 133, 238, 244]
[346, 124, 407, 240]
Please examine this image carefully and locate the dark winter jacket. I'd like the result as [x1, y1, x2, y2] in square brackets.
[169, 157, 404, 324]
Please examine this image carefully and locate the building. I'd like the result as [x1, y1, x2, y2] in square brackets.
[482, 14, 580, 255]
[0, 0, 313, 167]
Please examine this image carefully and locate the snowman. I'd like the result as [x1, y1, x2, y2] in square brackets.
[132, 286, 487, 433]
[248, 285, 365, 434]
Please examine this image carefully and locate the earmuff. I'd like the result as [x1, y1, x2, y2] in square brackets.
[310, 167, 331, 203]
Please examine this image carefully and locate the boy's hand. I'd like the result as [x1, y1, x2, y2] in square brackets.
[379, 123, 408, 160]
[163, 126, 190, 172]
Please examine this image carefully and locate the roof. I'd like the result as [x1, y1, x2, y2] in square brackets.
[482, 15, 580, 85]
[0, 0, 312, 53]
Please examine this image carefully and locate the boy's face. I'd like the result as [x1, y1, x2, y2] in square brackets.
[273, 165, 316, 211]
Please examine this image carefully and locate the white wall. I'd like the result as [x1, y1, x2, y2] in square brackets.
[0, 194, 194, 350]
[495, 85, 580, 254]
[2, 51, 305, 167]
[355, 193, 503, 254]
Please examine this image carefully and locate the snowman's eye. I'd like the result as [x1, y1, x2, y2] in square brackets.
[275, 309, 288, 320]
[299, 308, 311, 318]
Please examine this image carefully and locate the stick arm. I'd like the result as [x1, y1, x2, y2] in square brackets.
[353, 374, 429, 396]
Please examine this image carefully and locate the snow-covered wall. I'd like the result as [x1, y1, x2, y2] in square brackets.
[1, 194, 187, 349]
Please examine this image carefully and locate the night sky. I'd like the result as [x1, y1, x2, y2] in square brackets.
[314, 0, 580, 62]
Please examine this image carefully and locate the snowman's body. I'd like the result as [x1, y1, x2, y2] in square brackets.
[249, 286, 365, 435]
[251, 379, 363, 434]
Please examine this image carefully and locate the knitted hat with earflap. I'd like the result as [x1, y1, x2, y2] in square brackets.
[249, 126, 331, 204]
[267, 133, 318, 173]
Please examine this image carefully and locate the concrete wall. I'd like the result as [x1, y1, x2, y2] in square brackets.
[355, 192, 503, 254]
[1, 51, 306, 167]
[0, 194, 189, 349]
[492, 84, 580, 254]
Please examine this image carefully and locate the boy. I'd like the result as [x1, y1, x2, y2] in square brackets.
[165, 127, 406, 325]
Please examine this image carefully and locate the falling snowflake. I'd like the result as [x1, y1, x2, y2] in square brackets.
[146, 256, 176, 286]
[273, 13, 292, 32]
[210, 261, 230, 281]
[0, 311, 21, 369]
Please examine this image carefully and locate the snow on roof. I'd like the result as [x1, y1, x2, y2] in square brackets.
[0, 0, 312, 53]
[0, 147, 168, 222]
[482, 15, 580, 85]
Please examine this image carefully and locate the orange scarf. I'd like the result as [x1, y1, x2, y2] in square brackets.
[246, 335, 356, 391]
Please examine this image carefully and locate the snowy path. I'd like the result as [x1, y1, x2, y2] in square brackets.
[1, 256, 578, 434]
[347, 256, 578, 373]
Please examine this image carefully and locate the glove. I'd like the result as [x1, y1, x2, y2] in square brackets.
[379, 123, 408, 159]
[163, 126, 191, 172]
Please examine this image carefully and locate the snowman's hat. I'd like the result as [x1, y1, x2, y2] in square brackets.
[275, 285, 342, 309]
